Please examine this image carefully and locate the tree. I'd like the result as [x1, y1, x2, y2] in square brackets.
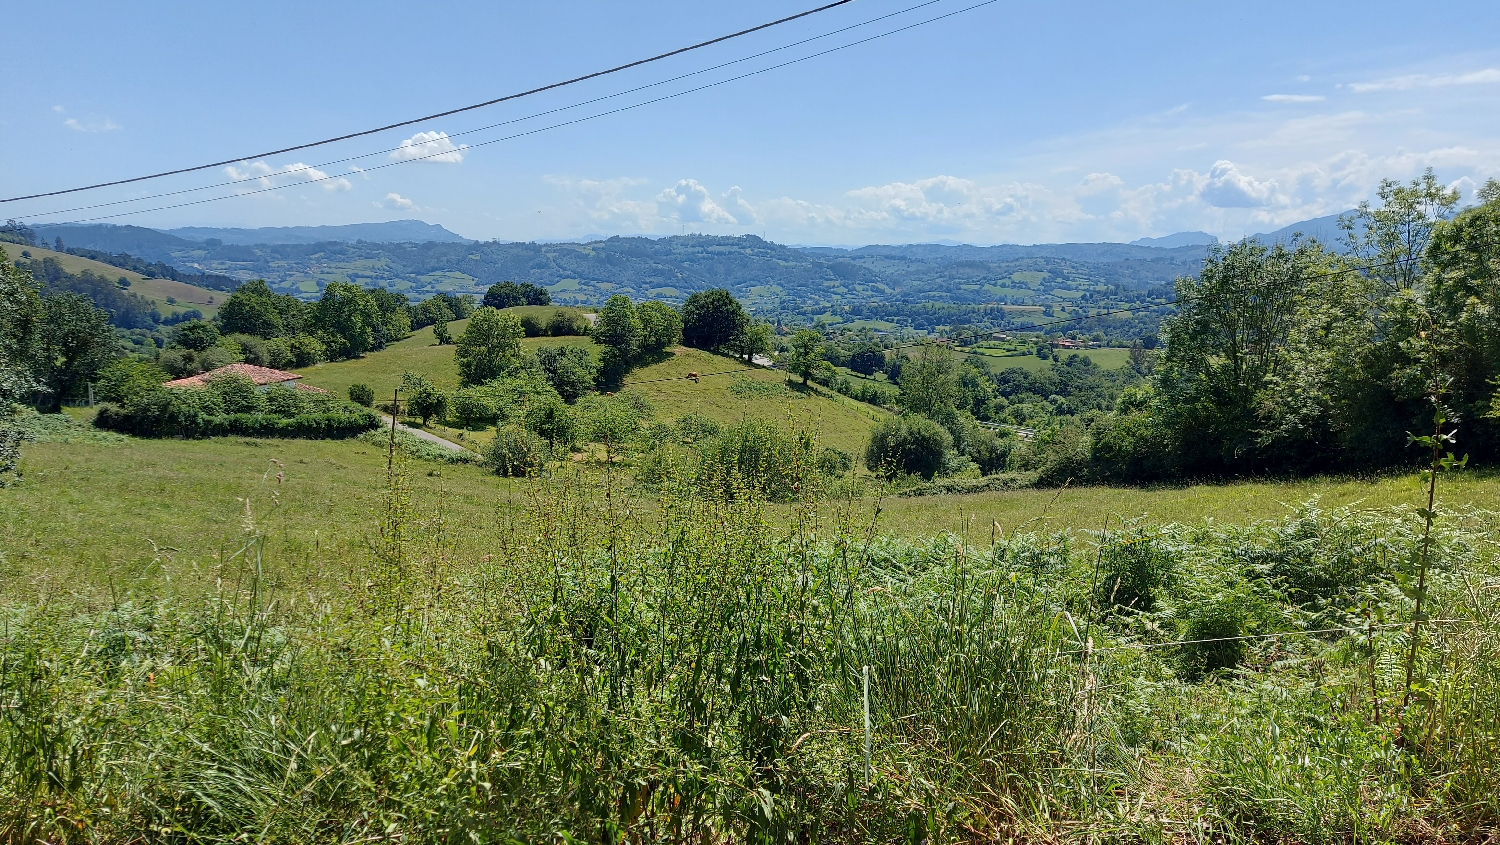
[432, 317, 452, 346]
[864, 415, 952, 480]
[1343, 168, 1460, 292]
[401, 371, 447, 425]
[895, 343, 960, 425]
[0, 255, 44, 483]
[681, 288, 749, 352]
[847, 341, 885, 376]
[455, 307, 524, 386]
[637, 301, 683, 354]
[1424, 179, 1500, 446]
[216, 279, 307, 338]
[172, 320, 221, 351]
[591, 295, 642, 383]
[366, 287, 413, 350]
[313, 282, 382, 359]
[524, 396, 577, 450]
[533, 344, 599, 402]
[784, 329, 825, 385]
[95, 358, 168, 404]
[38, 293, 116, 412]
[483, 281, 551, 310]
[729, 321, 772, 363]
[580, 393, 643, 465]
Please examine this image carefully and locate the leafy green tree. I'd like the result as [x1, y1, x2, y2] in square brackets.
[313, 282, 382, 359]
[38, 293, 116, 412]
[401, 371, 447, 425]
[895, 343, 960, 426]
[172, 320, 221, 351]
[847, 341, 885, 376]
[637, 301, 683, 354]
[216, 279, 308, 338]
[546, 309, 586, 337]
[728, 320, 772, 363]
[524, 396, 577, 450]
[580, 393, 644, 465]
[483, 281, 550, 309]
[0, 254, 44, 483]
[864, 415, 952, 480]
[366, 287, 413, 349]
[784, 329, 825, 385]
[432, 317, 452, 346]
[455, 307, 524, 386]
[1424, 178, 1500, 447]
[1343, 168, 1460, 292]
[591, 295, 642, 384]
[681, 288, 749, 353]
[533, 344, 599, 402]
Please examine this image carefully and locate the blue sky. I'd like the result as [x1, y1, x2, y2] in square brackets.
[5, 0, 1499, 245]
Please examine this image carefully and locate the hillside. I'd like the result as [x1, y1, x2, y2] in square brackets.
[165, 220, 469, 245]
[294, 321, 889, 455]
[6, 242, 223, 318]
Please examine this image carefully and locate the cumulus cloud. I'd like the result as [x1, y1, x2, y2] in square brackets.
[390, 131, 467, 164]
[223, 160, 353, 192]
[656, 179, 739, 225]
[1197, 160, 1283, 208]
[1348, 68, 1500, 93]
[63, 117, 121, 132]
[381, 192, 417, 210]
[1262, 94, 1325, 103]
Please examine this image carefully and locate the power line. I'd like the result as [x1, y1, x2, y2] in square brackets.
[32, 0, 1004, 226]
[19, 0, 953, 221]
[1, 0, 858, 204]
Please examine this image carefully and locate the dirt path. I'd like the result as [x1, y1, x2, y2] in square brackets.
[376, 414, 475, 455]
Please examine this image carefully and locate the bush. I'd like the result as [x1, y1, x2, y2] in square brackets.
[697, 419, 817, 501]
[172, 320, 220, 351]
[519, 312, 547, 337]
[400, 372, 447, 425]
[524, 397, 577, 450]
[865, 415, 953, 480]
[486, 425, 543, 476]
[964, 427, 1013, 475]
[286, 333, 326, 368]
[1177, 596, 1247, 681]
[95, 359, 169, 404]
[816, 446, 854, 477]
[533, 345, 599, 402]
[223, 333, 269, 366]
[348, 383, 375, 407]
[94, 385, 379, 439]
[546, 310, 587, 337]
[1098, 533, 1175, 613]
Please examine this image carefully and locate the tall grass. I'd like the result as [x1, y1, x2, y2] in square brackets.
[2, 453, 1497, 842]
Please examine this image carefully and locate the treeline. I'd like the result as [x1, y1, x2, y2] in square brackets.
[1, 222, 238, 291]
[844, 172, 1500, 485]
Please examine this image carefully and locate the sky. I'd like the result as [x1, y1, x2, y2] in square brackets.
[4, 0, 1499, 246]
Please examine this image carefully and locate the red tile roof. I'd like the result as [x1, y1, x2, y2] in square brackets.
[164, 363, 306, 389]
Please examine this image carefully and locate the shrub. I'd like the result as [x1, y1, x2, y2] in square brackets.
[1098, 533, 1175, 613]
[865, 415, 953, 480]
[816, 445, 854, 477]
[519, 312, 547, 337]
[157, 347, 200, 378]
[348, 383, 375, 407]
[486, 425, 543, 476]
[673, 413, 721, 443]
[264, 337, 295, 370]
[209, 373, 264, 415]
[525, 396, 577, 450]
[637, 301, 683, 353]
[172, 320, 220, 351]
[94, 386, 378, 439]
[223, 333, 269, 366]
[546, 310, 587, 337]
[95, 359, 169, 404]
[533, 345, 599, 402]
[1177, 596, 1247, 681]
[286, 334, 326, 368]
[964, 427, 1013, 475]
[697, 419, 817, 501]
[400, 372, 447, 425]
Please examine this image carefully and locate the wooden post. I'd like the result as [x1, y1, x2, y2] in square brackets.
[388, 388, 400, 476]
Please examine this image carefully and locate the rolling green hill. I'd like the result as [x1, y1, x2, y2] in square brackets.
[6, 242, 223, 318]
[294, 318, 889, 455]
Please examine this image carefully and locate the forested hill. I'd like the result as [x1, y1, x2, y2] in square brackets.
[30, 226, 1202, 320]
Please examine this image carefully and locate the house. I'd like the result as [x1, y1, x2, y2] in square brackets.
[164, 363, 329, 393]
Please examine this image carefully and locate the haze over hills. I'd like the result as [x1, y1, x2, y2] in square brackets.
[165, 220, 469, 245]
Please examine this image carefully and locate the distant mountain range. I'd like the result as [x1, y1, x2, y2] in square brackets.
[164, 220, 469, 245]
[1130, 231, 1217, 248]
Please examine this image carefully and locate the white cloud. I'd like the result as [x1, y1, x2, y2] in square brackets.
[1348, 68, 1500, 93]
[1197, 160, 1284, 208]
[1262, 94, 1325, 103]
[656, 179, 739, 225]
[52, 105, 65, 113]
[63, 117, 121, 132]
[223, 160, 353, 192]
[381, 192, 417, 210]
[390, 131, 467, 164]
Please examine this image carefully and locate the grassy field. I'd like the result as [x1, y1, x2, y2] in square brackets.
[296, 325, 891, 455]
[5, 242, 222, 317]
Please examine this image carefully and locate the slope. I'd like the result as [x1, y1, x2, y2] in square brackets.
[6, 242, 223, 318]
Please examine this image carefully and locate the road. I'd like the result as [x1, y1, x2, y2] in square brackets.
[376, 414, 476, 455]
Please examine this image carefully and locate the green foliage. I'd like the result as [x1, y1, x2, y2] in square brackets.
[963, 427, 1012, 475]
[347, 382, 375, 407]
[400, 371, 447, 425]
[784, 329, 824, 384]
[485, 424, 542, 476]
[36, 292, 117, 413]
[431, 317, 451, 345]
[95, 359, 168, 404]
[532, 344, 598, 403]
[454, 307, 524, 386]
[865, 415, 953, 480]
[636, 300, 683, 353]
[591, 295, 641, 383]
[94, 381, 379, 439]
[696, 418, 818, 500]
[680, 287, 748, 353]
[895, 343, 960, 426]
[579, 393, 646, 462]
[312, 281, 382, 359]
[1098, 530, 1175, 612]
[524, 396, 577, 449]
[1177, 595, 1247, 681]
[171, 319, 220, 351]
[216, 279, 308, 338]
[727, 320, 772, 362]
[482, 280, 550, 309]
[545, 309, 587, 337]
